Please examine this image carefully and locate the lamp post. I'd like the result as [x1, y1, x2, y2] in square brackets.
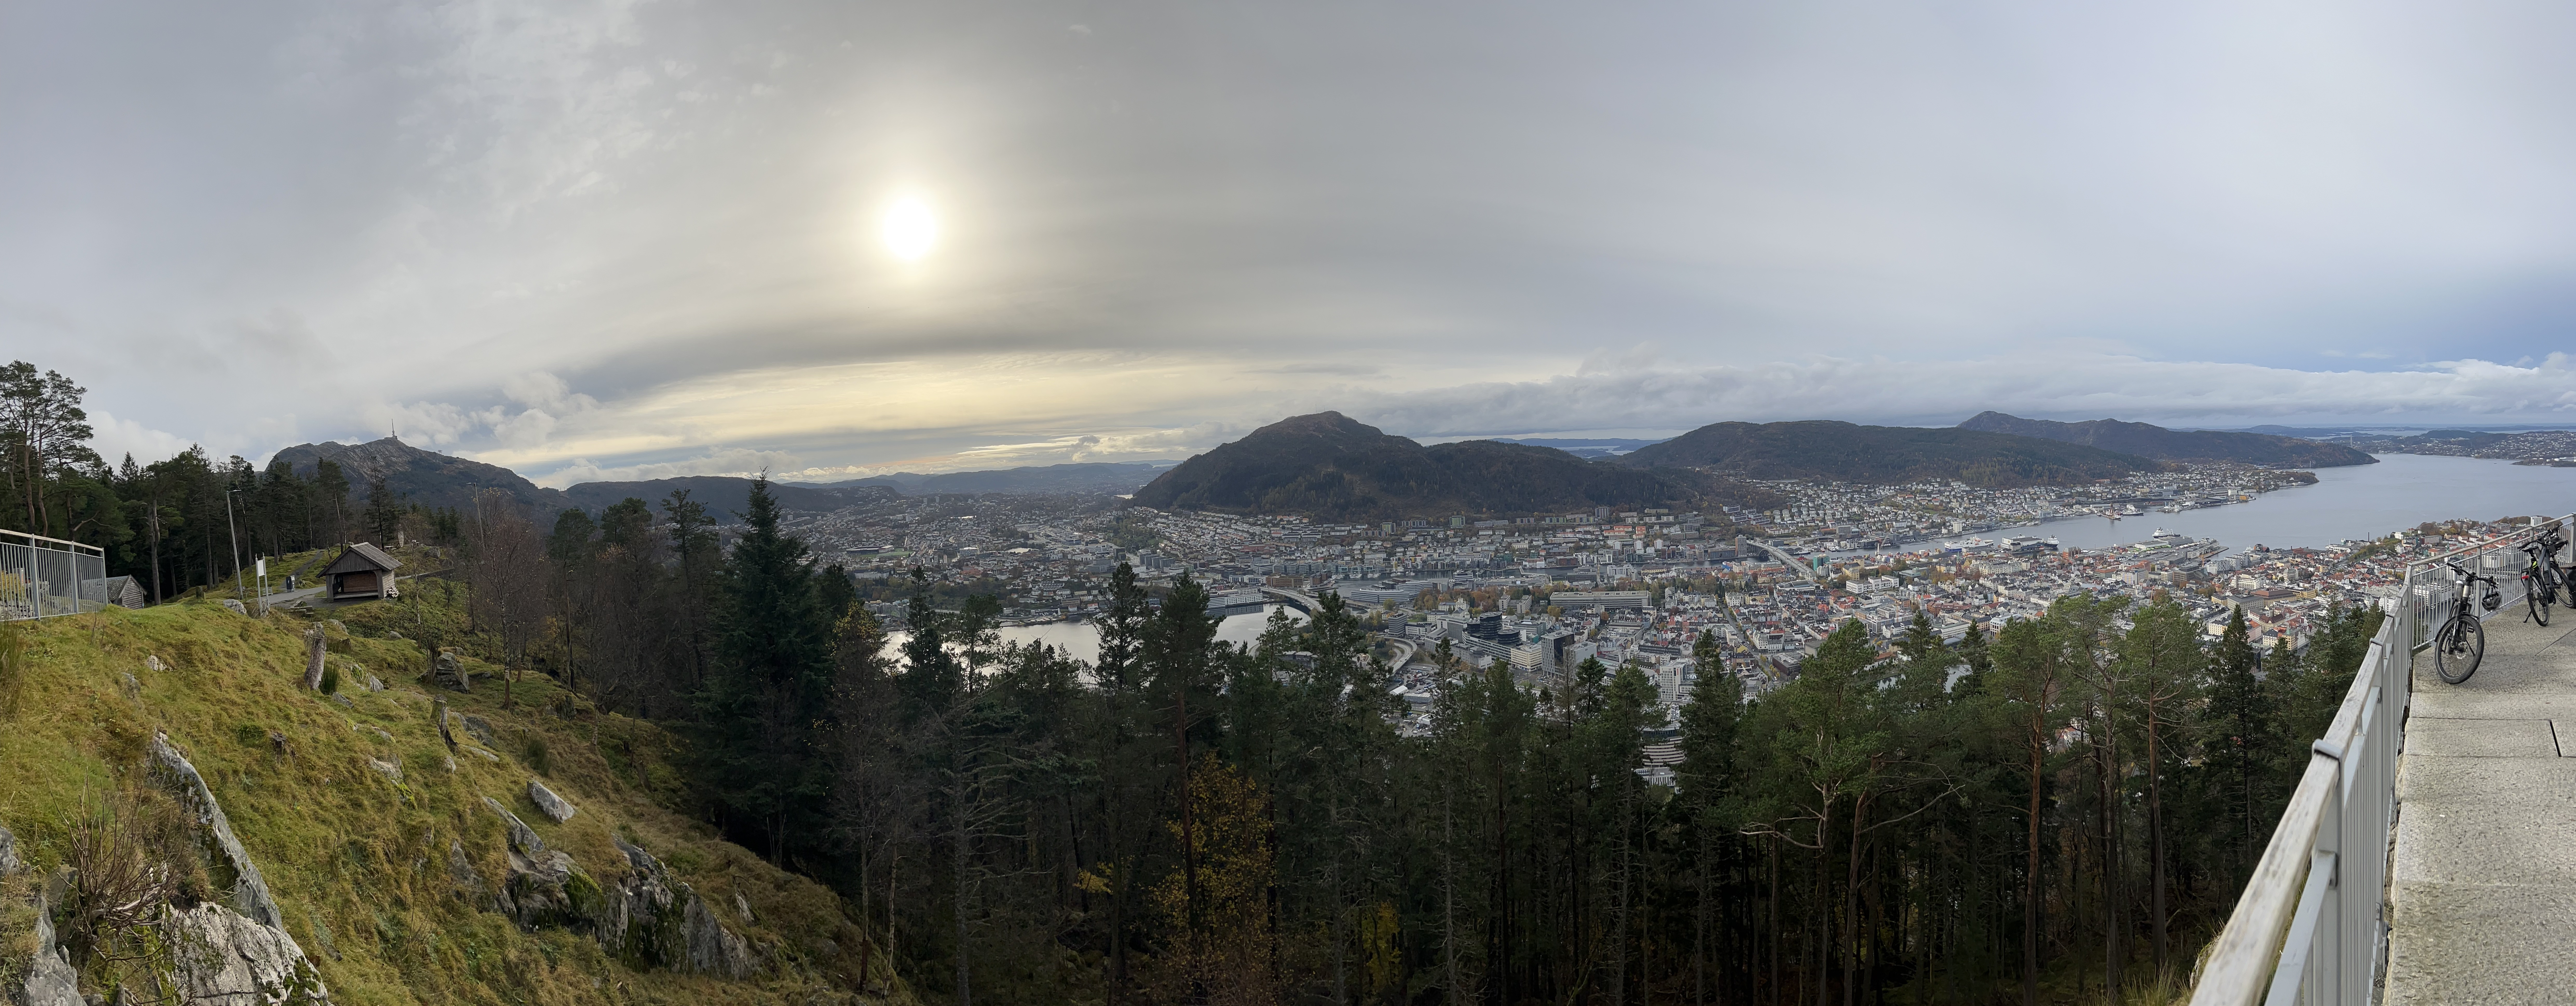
[226, 488, 245, 601]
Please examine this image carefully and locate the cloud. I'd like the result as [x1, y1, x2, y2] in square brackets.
[88, 410, 197, 465]
[1349, 353, 2576, 436]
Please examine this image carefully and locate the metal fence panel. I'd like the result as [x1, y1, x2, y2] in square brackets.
[0, 528, 108, 622]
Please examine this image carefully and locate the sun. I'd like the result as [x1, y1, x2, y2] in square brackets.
[880, 196, 939, 261]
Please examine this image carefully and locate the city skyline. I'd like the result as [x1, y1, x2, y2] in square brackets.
[12, 2, 2576, 485]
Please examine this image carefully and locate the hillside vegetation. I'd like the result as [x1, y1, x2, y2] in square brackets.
[1620, 419, 2161, 486]
[1955, 412, 2377, 468]
[0, 599, 906, 1005]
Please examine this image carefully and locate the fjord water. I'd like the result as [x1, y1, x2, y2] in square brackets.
[2038, 453, 2576, 555]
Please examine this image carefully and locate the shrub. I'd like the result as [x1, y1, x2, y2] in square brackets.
[320, 665, 340, 694]
[59, 791, 180, 966]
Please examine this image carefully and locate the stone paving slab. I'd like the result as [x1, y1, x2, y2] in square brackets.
[2387, 615, 2576, 1003]
[2404, 716, 2558, 757]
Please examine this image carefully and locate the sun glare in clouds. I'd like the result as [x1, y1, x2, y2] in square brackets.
[880, 196, 940, 261]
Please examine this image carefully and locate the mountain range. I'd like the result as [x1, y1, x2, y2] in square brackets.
[1131, 412, 1708, 521]
[812, 461, 1171, 496]
[1956, 412, 2376, 467]
[275, 438, 1110, 520]
[1616, 419, 2158, 487]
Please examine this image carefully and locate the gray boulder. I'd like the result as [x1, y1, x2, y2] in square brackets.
[459, 715, 498, 748]
[220, 599, 247, 615]
[163, 904, 330, 1004]
[148, 734, 289, 930]
[0, 821, 19, 876]
[527, 780, 576, 823]
[430, 649, 469, 691]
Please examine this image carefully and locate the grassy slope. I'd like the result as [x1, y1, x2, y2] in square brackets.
[0, 598, 910, 1006]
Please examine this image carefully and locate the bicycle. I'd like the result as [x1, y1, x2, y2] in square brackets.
[2433, 558, 2500, 684]
[2523, 540, 2554, 627]
[2537, 526, 2576, 611]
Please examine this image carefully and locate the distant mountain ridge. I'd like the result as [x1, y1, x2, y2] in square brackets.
[559, 476, 891, 520]
[1619, 420, 2157, 487]
[808, 461, 1170, 496]
[274, 439, 1171, 521]
[1957, 412, 2375, 468]
[1487, 437, 1668, 458]
[1133, 412, 1702, 520]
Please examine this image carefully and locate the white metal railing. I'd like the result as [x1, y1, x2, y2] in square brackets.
[2192, 514, 2575, 1005]
[0, 527, 108, 621]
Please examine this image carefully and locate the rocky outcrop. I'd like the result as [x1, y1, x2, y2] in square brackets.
[684, 895, 757, 980]
[480, 797, 544, 855]
[17, 895, 81, 1006]
[430, 649, 469, 691]
[446, 839, 491, 907]
[479, 797, 597, 932]
[163, 904, 330, 1005]
[0, 822, 18, 876]
[526, 780, 576, 823]
[596, 839, 684, 967]
[148, 734, 288, 931]
[594, 838, 757, 979]
[140, 735, 331, 1003]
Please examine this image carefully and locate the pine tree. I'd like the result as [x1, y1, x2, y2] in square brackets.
[2204, 607, 2272, 884]
[697, 476, 837, 863]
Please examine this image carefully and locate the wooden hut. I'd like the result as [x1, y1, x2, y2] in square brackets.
[322, 542, 402, 601]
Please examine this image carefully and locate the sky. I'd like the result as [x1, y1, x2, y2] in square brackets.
[8, 1, 2576, 486]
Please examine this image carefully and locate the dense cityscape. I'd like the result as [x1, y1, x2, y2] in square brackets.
[782, 459, 2484, 762]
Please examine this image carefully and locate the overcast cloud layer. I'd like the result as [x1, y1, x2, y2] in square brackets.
[9, 1, 2576, 484]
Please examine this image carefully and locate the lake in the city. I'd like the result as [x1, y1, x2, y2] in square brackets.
[1969, 453, 2576, 557]
[885, 604, 1306, 666]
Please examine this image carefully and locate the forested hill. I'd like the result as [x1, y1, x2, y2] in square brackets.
[1620, 419, 2160, 486]
[1131, 411, 1703, 520]
[1957, 411, 2377, 467]
[275, 437, 571, 513]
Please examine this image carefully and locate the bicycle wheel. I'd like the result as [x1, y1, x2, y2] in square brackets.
[2435, 615, 2486, 684]
[2534, 581, 2553, 626]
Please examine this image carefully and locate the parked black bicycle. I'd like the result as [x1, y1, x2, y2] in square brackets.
[2536, 525, 2576, 611]
[2434, 558, 2500, 684]
[2522, 539, 2555, 627]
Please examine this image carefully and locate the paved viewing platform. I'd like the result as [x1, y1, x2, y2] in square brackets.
[2386, 611, 2576, 1003]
